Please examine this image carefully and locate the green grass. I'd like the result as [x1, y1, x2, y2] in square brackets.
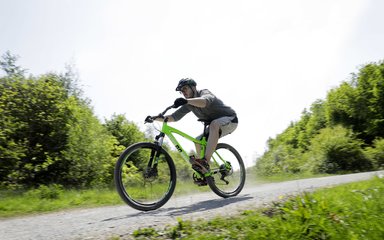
[0, 186, 122, 218]
[0, 179, 212, 218]
[132, 177, 384, 239]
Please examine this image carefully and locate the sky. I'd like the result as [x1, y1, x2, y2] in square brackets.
[1, 0, 384, 167]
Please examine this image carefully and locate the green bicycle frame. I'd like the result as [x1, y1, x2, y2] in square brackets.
[157, 120, 231, 178]
[160, 121, 206, 162]
[147, 103, 232, 178]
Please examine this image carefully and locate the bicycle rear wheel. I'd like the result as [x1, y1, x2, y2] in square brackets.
[114, 142, 176, 211]
[207, 143, 246, 198]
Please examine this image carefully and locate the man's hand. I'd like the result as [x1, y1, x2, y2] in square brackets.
[173, 98, 188, 108]
[144, 115, 154, 123]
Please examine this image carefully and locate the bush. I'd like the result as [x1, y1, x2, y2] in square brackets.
[365, 138, 384, 169]
[255, 145, 302, 176]
[25, 184, 64, 200]
[305, 126, 373, 173]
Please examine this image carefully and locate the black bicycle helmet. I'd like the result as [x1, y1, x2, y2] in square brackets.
[175, 78, 197, 91]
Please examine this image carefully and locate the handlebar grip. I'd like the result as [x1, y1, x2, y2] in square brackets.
[144, 116, 154, 123]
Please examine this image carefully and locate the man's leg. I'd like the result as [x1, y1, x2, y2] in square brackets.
[191, 117, 237, 173]
[205, 120, 220, 161]
[190, 121, 219, 174]
[205, 116, 238, 161]
[194, 142, 201, 158]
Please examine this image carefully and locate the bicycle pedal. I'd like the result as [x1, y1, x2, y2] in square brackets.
[193, 178, 207, 186]
[190, 156, 210, 174]
[194, 180, 207, 186]
[192, 172, 207, 186]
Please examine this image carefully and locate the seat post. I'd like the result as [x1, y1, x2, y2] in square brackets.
[197, 119, 211, 139]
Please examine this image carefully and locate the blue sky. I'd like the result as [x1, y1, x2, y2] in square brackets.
[1, 0, 384, 167]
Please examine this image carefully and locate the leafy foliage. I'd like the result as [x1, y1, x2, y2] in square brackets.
[304, 126, 372, 173]
[364, 138, 384, 169]
[0, 52, 146, 189]
[256, 60, 384, 175]
[61, 98, 117, 187]
[104, 114, 146, 148]
[0, 51, 192, 189]
[0, 74, 72, 187]
[0, 51, 27, 78]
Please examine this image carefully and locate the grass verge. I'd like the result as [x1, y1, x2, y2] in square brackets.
[132, 176, 384, 239]
[0, 179, 212, 218]
[0, 187, 121, 218]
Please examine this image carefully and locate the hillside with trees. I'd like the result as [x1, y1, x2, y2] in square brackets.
[255, 60, 384, 175]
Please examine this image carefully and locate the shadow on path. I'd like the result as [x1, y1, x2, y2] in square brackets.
[165, 194, 253, 216]
[102, 194, 253, 222]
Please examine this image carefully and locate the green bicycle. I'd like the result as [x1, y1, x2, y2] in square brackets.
[114, 104, 246, 211]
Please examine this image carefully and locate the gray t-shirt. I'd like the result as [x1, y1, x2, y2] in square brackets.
[171, 89, 236, 122]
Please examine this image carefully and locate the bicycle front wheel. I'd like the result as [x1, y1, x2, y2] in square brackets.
[207, 143, 246, 198]
[114, 142, 176, 211]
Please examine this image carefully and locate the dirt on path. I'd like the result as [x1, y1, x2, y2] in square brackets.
[1, 170, 383, 240]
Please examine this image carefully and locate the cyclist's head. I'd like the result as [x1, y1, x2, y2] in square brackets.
[175, 78, 197, 91]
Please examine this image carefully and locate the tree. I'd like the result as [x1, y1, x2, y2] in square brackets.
[60, 98, 117, 187]
[324, 61, 384, 143]
[0, 74, 72, 188]
[256, 60, 384, 176]
[255, 142, 302, 176]
[324, 82, 358, 129]
[0, 51, 26, 78]
[104, 114, 146, 148]
[0, 52, 118, 188]
[305, 100, 327, 138]
[353, 62, 384, 142]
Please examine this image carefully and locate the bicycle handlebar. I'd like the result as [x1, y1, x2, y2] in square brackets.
[161, 105, 176, 115]
[144, 104, 177, 124]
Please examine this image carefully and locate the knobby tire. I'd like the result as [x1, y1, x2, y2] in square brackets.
[114, 142, 176, 211]
[206, 143, 246, 198]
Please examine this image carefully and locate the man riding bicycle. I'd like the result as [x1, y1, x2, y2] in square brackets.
[154, 78, 238, 174]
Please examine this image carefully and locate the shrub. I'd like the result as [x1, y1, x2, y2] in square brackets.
[364, 138, 384, 169]
[305, 126, 373, 173]
[25, 184, 64, 200]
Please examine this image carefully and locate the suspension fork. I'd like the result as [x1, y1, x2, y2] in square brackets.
[148, 132, 165, 169]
